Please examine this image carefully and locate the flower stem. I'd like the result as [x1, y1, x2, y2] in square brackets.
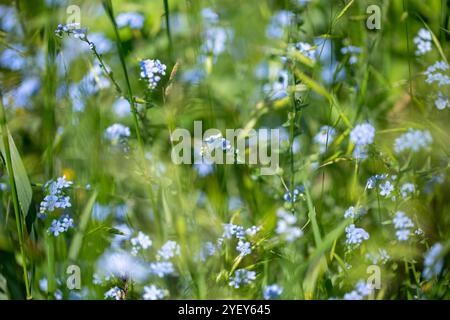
[47, 235, 56, 299]
[0, 90, 32, 300]
[102, 0, 161, 237]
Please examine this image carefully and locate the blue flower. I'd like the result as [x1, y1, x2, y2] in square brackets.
[116, 12, 145, 29]
[157, 240, 181, 260]
[48, 215, 73, 236]
[350, 123, 375, 146]
[229, 269, 256, 288]
[394, 129, 432, 153]
[143, 285, 167, 300]
[413, 28, 432, 56]
[104, 123, 131, 143]
[140, 59, 167, 90]
[263, 284, 283, 300]
[379, 181, 394, 197]
[283, 185, 304, 203]
[236, 240, 251, 257]
[423, 243, 444, 280]
[345, 224, 369, 247]
[149, 261, 175, 278]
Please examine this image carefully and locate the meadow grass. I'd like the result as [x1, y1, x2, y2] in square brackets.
[0, 0, 449, 300]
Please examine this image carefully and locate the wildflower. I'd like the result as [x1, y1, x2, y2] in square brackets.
[344, 206, 367, 219]
[97, 250, 149, 282]
[343, 290, 362, 300]
[350, 123, 375, 160]
[343, 280, 372, 300]
[113, 97, 131, 117]
[366, 248, 390, 265]
[157, 241, 181, 260]
[262, 64, 289, 100]
[266, 11, 293, 39]
[201, 27, 231, 56]
[116, 12, 145, 29]
[366, 174, 388, 189]
[140, 59, 166, 90]
[400, 183, 415, 199]
[314, 126, 336, 153]
[394, 129, 432, 153]
[350, 123, 375, 146]
[393, 211, 414, 229]
[263, 284, 283, 300]
[130, 231, 152, 255]
[283, 185, 305, 203]
[104, 286, 123, 300]
[434, 94, 449, 110]
[379, 181, 394, 197]
[198, 241, 216, 261]
[104, 123, 131, 143]
[345, 224, 369, 247]
[143, 285, 167, 300]
[341, 45, 362, 64]
[149, 261, 175, 278]
[423, 243, 444, 280]
[236, 240, 251, 257]
[295, 42, 316, 61]
[413, 28, 432, 55]
[245, 226, 261, 237]
[222, 223, 245, 240]
[276, 208, 303, 242]
[55, 23, 87, 39]
[424, 61, 450, 87]
[229, 269, 256, 288]
[39, 176, 73, 216]
[393, 211, 414, 241]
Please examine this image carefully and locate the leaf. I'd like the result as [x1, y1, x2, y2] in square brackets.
[0, 130, 33, 217]
[85, 225, 125, 237]
[68, 191, 98, 261]
[0, 273, 9, 300]
[332, 0, 355, 27]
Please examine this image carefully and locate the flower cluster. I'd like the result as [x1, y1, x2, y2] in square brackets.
[48, 215, 74, 237]
[343, 280, 372, 300]
[344, 206, 367, 219]
[143, 285, 167, 300]
[55, 22, 87, 39]
[345, 224, 369, 247]
[350, 123, 375, 160]
[229, 269, 256, 288]
[394, 129, 432, 154]
[276, 208, 303, 242]
[157, 240, 181, 260]
[104, 123, 131, 143]
[116, 12, 145, 29]
[341, 45, 362, 64]
[130, 231, 152, 255]
[413, 28, 432, 55]
[393, 211, 414, 241]
[219, 223, 260, 257]
[263, 284, 283, 300]
[39, 176, 73, 216]
[366, 174, 388, 189]
[423, 243, 444, 280]
[104, 286, 123, 300]
[139, 59, 167, 90]
[149, 261, 175, 278]
[283, 185, 305, 203]
[400, 183, 415, 199]
[366, 248, 390, 265]
[295, 42, 316, 61]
